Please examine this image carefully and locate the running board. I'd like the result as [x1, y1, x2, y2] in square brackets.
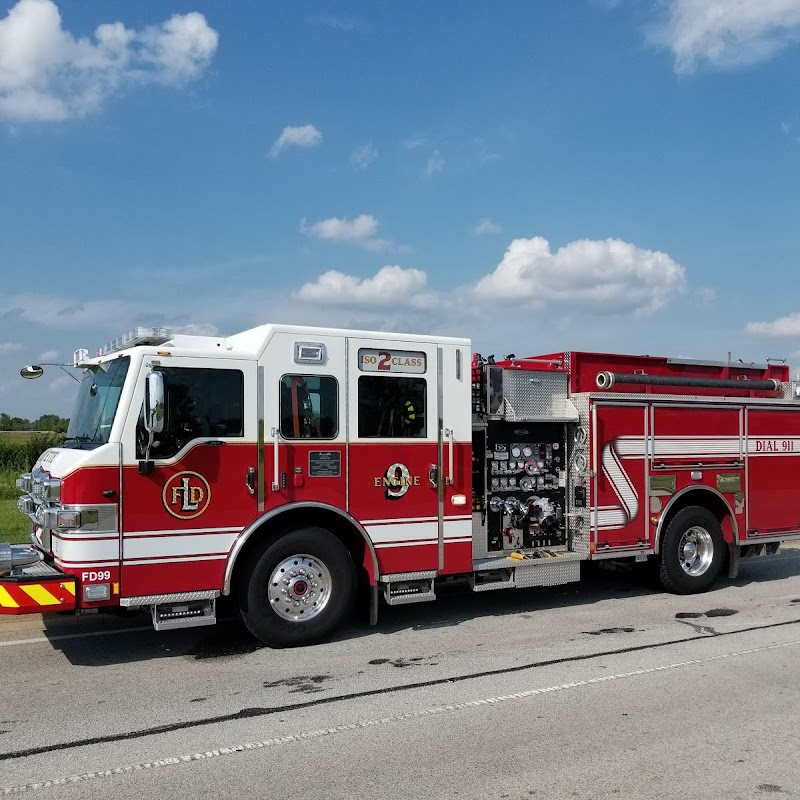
[120, 589, 220, 630]
[470, 552, 582, 592]
[152, 598, 217, 631]
[380, 571, 437, 606]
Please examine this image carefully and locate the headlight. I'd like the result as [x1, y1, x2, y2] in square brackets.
[17, 496, 34, 515]
[42, 478, 61, 503]
[16, 473, 32, 493]
[31, 474, 60, 503]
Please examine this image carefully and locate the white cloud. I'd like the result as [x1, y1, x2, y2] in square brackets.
[473, 236, 686, 315]
[293, 235, 687, 319]
[0, 0, 218, 122]
[426, 149, 444, 175]
[270, 124, 322, 157]
[300, 214, 391, 252]
[0, 341, 23, 353]
[474, 217, 502, 236]
[350, 142, 378, 169]
[746, 312, 800, 337]
[402, 137, 427, 150]
[652, 0, 800, 72]
[295, 265, 436, 310]
[37, 350, 59, 361]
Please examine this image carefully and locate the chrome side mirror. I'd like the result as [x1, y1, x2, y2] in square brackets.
[20, 365, 44, 379]
[140, 372, 165, 475]
[144, 372, 165, 434]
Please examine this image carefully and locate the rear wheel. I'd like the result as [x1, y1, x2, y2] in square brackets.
[239, 527, 356, 647]
[659, 506, 724, 594]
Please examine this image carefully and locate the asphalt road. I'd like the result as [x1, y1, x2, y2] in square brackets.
[2, 547, 800, 798]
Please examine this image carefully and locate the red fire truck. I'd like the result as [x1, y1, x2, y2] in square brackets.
[1, 325, 797, 646]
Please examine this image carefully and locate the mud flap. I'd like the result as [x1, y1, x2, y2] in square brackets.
[727, 543, 741, 580]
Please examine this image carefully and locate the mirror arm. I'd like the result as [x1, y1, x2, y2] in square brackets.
[139, 431, 156, 475]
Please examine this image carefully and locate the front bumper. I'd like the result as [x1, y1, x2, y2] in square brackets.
[0, 560, 76, 615]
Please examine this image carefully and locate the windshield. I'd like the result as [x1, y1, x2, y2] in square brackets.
[64, 357, 130, 448]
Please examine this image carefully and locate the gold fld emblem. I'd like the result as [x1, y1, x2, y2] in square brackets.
[163, 471, 212, 519]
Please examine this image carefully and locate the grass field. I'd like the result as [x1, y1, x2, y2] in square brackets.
[0, 434, 66, 544]
[0, 469, 28, 544]
[0, 431, 45, 443]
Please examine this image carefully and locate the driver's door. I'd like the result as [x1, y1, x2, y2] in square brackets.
[120, 356, 258, 598]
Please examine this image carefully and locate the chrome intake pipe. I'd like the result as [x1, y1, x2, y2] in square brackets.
[0, 543, 43, 576]
[595, 371, 781, 392]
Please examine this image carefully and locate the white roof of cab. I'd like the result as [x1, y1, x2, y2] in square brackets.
[224, 323, 470, 358]
[88, 323, 471, 364]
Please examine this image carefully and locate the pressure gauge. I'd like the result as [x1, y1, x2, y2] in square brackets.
[522, 446, 532, 458]
[511, 446, 521, 458]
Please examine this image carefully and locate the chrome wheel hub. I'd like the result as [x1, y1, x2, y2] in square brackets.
[678, 526, 714, 576]
[268, 555, 331, 622]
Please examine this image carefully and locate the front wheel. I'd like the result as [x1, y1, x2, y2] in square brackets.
[239, 527, 356, 647]
[659, 506, 725, 594]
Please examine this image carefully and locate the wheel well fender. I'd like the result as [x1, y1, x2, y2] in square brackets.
[653, 486, 738, 554]
[223, 503, 378, 596]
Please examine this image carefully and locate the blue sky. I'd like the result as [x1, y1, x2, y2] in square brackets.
[2, 0, 800, 417]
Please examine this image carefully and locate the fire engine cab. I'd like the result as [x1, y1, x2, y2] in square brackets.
[1, 324, 798, 646]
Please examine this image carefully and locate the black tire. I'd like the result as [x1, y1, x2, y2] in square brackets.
[658, 506, 724, 594]
[238, 527, 355, 647]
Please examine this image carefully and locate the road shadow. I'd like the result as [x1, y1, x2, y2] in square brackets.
[37, 550, 800, 666]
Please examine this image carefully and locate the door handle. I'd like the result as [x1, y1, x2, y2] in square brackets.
[270, 427, 280, 491]
[246, 466, 255, 495]
[428, 464, 439, 488]
[445, 427, 454, 486]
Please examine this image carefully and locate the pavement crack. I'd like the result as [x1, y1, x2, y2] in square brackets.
[676, 619, 718, 636]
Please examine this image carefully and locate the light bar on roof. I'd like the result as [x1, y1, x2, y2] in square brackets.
[97, 327, 172, 356]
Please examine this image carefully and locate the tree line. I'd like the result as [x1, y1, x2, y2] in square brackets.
[0, 414, 69, 433]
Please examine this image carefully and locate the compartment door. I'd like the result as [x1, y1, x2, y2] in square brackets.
[592, 403, 648, 552]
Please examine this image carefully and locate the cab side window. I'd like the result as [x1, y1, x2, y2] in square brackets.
[136, 367, 244, 459]
[280, 375, 338, 439]
[358, 376, 427, 438]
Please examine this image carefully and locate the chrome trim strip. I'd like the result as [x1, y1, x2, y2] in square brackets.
[222, 501, 380, 595]
[271, 426, 280, 491]
[591, 548, 655, 561]
[741, 533, 800, 545]
[591, 401, 598, 551]
[437, 346, 445, 572]
[379, 570, 437, 583]
[117, 441, 123, 562]
[643, 405, 649, 544]
[345, 336, 350, 513]
[257, 365, 265, 513]
[744, 406, 750, 535]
